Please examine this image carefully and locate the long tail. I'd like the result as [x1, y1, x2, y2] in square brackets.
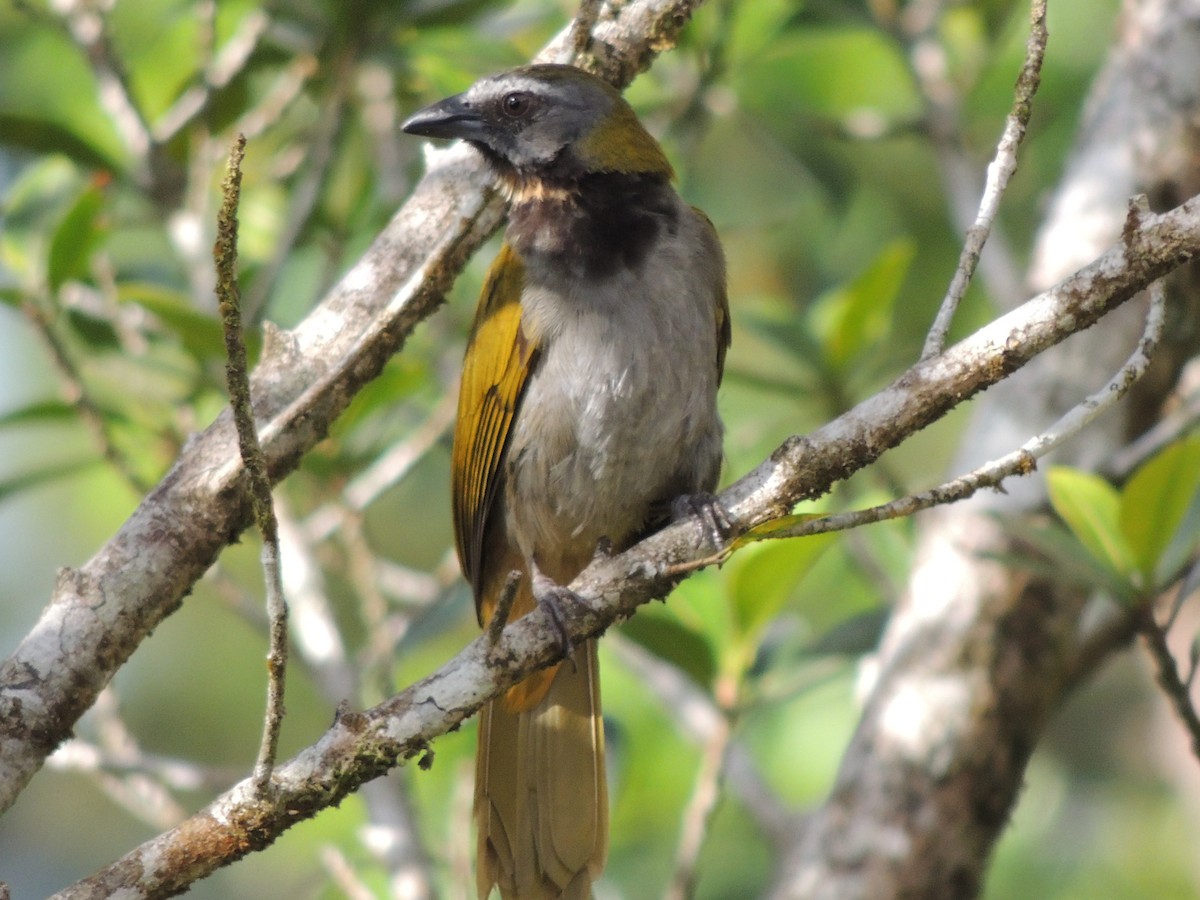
[475, 639, 608, 899]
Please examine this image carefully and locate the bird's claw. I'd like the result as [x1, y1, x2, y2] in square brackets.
[672, 491, 733, 549]
[532, 568, 582, 669]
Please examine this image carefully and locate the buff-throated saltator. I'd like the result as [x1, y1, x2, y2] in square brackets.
[403, 64, 729, 899]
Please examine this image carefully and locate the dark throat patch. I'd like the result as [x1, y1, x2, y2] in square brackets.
[506, 172, 678, 279]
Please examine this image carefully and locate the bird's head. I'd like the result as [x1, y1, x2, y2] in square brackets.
[402, 64, 673, 189]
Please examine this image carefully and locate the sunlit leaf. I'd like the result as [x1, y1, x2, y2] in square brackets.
[1119, 437, 1200, 580]
[47, 178, 108, 291]
[731, 512, 825, 550]
[1046, 466, 1138, 588]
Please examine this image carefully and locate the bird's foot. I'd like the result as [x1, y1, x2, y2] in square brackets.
[532, 566, 583, 668]
[672, 491, 733, 549]
[591, 536, 614, 563]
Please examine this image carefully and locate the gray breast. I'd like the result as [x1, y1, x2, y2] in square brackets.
[503, 200, 725, 566]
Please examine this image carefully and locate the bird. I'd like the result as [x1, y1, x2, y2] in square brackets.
[403, 63, 730, 899]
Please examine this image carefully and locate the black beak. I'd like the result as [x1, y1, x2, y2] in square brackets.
[401, 93, 487, 142]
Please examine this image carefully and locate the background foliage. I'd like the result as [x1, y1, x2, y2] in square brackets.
[2, 0, 1198, 897]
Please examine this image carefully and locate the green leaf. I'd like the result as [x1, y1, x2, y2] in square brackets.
[620, 608, 717, 690]
[1046, 466, 1138, 587]
[730, 534, 836, 644]
[1119, 437, 1200, 580]
[65, 307, 121, 350]
[47, 178, 108, 291]
[0, 115, 116, 172]
[1, 155, 79, 221]
[0, 399, 77, 430]
[0, 458, 99, 504]
[729, 512, 824, 550]
[120, 282, 256, 361]
[809, 239, 915, 371]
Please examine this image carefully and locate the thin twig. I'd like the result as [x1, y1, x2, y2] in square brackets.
[48, 688, 190, 829]
[318, 845, 377, 900]
[276, 501, 356, 702]
[609, 635, 795, 846]
[235, 54, 320, 142]
[49, 737, 238, 793]
[214, 134, 289, 794]
[1110, 358, 1200, 478]
[921, 0, 1048, 358]
[1141, 609, 1200, 764]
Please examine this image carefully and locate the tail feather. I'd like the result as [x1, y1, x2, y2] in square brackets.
[476, 640, 607, 899]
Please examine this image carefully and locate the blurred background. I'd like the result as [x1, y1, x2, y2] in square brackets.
[2, 0, 1199, 897]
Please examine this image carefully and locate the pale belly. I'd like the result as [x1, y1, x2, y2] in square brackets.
[503, 308, 721, 574]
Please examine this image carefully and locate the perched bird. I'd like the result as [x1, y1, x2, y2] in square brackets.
[403, 64, 730, 899]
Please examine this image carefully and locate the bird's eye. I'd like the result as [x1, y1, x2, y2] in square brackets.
[501, 92, 533, 118]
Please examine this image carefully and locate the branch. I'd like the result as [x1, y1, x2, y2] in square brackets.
[50, 192, 1200, 898]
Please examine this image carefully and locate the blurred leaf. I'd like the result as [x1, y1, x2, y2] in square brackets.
[667, 575, 735, 667]
[0, 399, 77, 430]
[0, 24, 128, 168]
[0, 458, 99, 504]
[809, 238, 915, 371]
[2, 155, 80, 220]
[47, 179, 109, 291]
[0, 115, 118, 172]
[736, 27, 920, 127]
[1119, 437, 1200, 581]
[728, 0, 799, 67]
[119, 282, 256, 361]
[621, 609, 717, 690]
[0, 287, 23, 308]
[402, 0, 506, 28]
[730, 534, 835, 648]
[997, 513, 1137, 603]
[65, 308, 122, 350]
[1046, 466, 1137, 589]
[805, 607, 889, 656]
